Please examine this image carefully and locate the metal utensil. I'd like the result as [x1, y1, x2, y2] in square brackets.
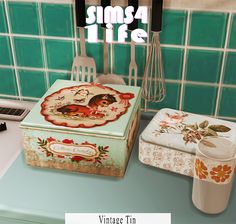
[142, 0, 166, 102]
[71, 0, 96, 83]
[94, 0, 126, 85]
[128, 0, 138, 86]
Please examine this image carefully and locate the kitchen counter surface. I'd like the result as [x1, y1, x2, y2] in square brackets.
[0, 119, 235, 224]
[0, 100, 35, 179]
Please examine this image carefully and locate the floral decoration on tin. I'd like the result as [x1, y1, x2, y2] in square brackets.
[210, 165, 232, 183]
[41, 83, 135, 128]
[153, 112, 231, 145]
[139, 139, 195, 177]
[195, 159, 208, 180]
[194, 159, 233, 184]
[37, 137, 109, 164]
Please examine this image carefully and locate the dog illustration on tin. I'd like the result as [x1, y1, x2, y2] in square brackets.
[57, 94, 117, 118]
[41, 83, 135, 128]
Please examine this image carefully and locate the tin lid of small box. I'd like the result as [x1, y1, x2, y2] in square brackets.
[141, 108, 236, 154]
[21, 80, 141, 138]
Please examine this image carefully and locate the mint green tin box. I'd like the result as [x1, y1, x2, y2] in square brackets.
[20, 80, 141, 177]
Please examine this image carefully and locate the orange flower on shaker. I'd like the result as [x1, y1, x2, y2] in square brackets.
[195, 159, 208, 180]
[210, 165, 232, 183]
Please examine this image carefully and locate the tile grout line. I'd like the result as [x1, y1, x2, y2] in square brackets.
[185, 45, 224, 52]
[3, 0, 22, 100]
[214, 12, 233, 117]
[162, 45, 236, 52]
[0, 94, 20, 100]
[110, 42, 113, 74]
[0, 33, 76, 41]
[0, 94, 40, 101]
[163, 7, 236, 14]
[4, 0, 236, 13]
[0, 65, 71, 74]
[140, 108, 236, 121]
[1, 64, 236, 88]
[217, 116, 236, 121]
[37, 1, 50, 90]
[1, 32, 236, 53]
[178, 9, 191, 110]
[227, 48, 236, 52]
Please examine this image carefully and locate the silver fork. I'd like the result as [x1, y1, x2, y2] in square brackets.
[129, 39, 138, 86]
[71, 0, 96, 83]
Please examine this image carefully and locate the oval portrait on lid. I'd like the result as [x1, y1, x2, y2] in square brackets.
[41, 83, 135, 128]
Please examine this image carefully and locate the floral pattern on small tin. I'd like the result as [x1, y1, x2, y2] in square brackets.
[153, 112, 231, 145]
[194, 157, 235, 184]
[139, 138, 236, 180]
[210, 165, 232, 183]
[139, 138, 194, 177]
[195, 159, 208, 180]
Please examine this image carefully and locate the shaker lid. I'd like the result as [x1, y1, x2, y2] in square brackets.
[141, 108, 236, 154]
[198, 137, 236, 160]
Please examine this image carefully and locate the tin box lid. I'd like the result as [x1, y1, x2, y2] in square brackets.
[21, 80, 141, 138]
[141, 108, 236, 154]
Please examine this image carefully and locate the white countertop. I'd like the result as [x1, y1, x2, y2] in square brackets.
[0, 100, 35, 178]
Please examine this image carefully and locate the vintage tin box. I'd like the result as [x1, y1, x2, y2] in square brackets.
[21, 80, 141, 177]
[139, 108, 236, 177]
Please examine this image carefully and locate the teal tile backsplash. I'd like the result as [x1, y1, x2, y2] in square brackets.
[14, 37, 43, 68]
[0, 0, 236, 121]
[8, 2, 40, 35]
[45, 39, 74, 70]
[183, 85, 218, 115]
[0, 68, 18, 96]
[219, 88, 236, 117]
[223, 52, 236, 85]
[41, 4, 73, 37]
[49, 72, 70, 86]
[162, 48, 183, 80]
[189, 12, 228, 48]
[113, 44, 131, 76]
[0, 36, 13, 65]
[228, 14, 236, 49]
[186, 50, 222, 83]
[0, 2, 7, 33]
[135, 45, 147, 78]
[160, 10, 187, 45]
[85, 42, 104, 74]
[19, 70, 46, 98]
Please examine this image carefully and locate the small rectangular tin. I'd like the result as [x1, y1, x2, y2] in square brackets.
[21, 80, 141, 177]
[139, 108, 236, 177]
